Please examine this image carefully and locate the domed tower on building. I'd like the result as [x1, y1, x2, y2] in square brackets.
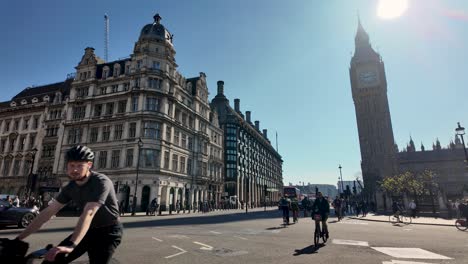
[349, 19, 398, 209]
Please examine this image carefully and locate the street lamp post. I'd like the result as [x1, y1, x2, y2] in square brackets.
[132, 138, 143, 216]
[455, 122, 468, 163]
[338, 164, 344, 197]
[27, 147, 38, 197]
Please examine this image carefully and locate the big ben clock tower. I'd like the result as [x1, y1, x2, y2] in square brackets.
[349, 19, 397, 209]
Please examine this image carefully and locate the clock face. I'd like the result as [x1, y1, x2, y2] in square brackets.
[359, 71, 377, 85]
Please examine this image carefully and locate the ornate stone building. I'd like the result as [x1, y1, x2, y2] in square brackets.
[211, 81, 283, 207]
[0, 14, 225, 213]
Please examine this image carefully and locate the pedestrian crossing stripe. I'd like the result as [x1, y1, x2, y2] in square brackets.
[372, 247, 452, 260]
[332, 239, 369, 247]
[382, 260, 434, 264]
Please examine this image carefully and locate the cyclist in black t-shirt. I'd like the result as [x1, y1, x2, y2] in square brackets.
[16, 145, 123, 263]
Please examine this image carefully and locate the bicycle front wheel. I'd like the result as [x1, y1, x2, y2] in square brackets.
[314, 230, 320, 247]
[455, 219, 468, 231]
[389, 215, 399, 224]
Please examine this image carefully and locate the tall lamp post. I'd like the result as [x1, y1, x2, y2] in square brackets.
[132, 138, 143, 216]
[338, 164, 344, 197]
[27, 147, 38, 197]
[455, 122, 468, 163]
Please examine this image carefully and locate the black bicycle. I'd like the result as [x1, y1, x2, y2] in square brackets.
[313, 214, 328, 247]
[0, 238, 62, 264]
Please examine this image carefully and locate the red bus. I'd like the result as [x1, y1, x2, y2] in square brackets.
[283, 187, 301, 199]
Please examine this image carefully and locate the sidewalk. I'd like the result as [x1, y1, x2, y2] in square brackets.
[348, 213, 456, 227]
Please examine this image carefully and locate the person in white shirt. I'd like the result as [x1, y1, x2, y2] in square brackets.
[408, 200, 417, 218]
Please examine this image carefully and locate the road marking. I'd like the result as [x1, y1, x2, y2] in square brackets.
[382, 260, 433, 264]
[193, 241, 214, 250]
[403, 229, 412, 231]
[339, 220, 369, 225]
[169, 235, 189, 239]
[210, 231, 222, 234]
[152, 237, 163, 242]
[270, 230, 281, 233]
[165, 246, 187, 259]
[332, 239, 369, 247]
[372, 247, 452, 260]
[234, 235, 248, 240]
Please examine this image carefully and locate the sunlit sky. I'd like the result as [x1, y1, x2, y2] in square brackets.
[1, 0, 468, 186]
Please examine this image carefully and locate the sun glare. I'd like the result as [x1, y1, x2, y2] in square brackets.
[377, 0, 409, 19]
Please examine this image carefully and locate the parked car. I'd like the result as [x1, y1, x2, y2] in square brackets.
[0, 199, 39, 228]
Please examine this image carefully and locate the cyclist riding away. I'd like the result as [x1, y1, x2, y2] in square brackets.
[16, 145, 123, 263]
[279, 195, 291, 225]
[291, 198, 300, 223]
[332, 196, 342, 220]
[312, 192, 330, 239]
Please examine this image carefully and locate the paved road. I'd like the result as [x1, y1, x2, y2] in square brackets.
[1, 208, 466, 264]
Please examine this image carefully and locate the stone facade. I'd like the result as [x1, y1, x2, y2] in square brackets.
[0, 14, 225, 213]
[211, 81, 283, 207]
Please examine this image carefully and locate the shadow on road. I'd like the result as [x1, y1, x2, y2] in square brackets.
[293, 244, 323, 255]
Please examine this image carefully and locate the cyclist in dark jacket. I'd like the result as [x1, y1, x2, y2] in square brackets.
[312, 192, 330, 238]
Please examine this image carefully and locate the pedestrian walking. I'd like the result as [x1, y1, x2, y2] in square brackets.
[408, 200, 417, 218]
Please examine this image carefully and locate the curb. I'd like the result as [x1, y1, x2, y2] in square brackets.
[348, 216, 454, 227]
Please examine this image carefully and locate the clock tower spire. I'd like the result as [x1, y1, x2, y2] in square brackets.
[349, 19, 397, 210]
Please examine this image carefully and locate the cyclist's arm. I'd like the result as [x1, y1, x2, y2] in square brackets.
[16, 200, 65, 240]
[69, 202, 102, 245]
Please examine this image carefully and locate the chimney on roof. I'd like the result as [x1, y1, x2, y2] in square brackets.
[234, 98, 240, 112]
[255, 121, 260, 130]
[246, 111, 251, 123]
[217, 80, 224, 95]
[263, 129, 268, 139]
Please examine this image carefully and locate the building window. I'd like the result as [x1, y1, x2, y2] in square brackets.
[29, 134, 36, 149]
[136, 60, 142, 69]
[13, 159, 21, 176]
[173, 130, 180, 146]
[126, 148, 134, 167]
[167, 102, 173, 117]
[0, 139, 6, 153]
[129, 123, 136, 138]
[148, 78, 161, 90]
[102, 126, 111, 141]
[111, 150, 120, 168]
[187, 158, 192, 174]
[102, 70, 108, 79]
[180, 156, 186, 173]
[23, 118, 29, 130]
[132, 96, 139, 112]
[100, 87, 107, 95]
[3, 159, 11, 176]
[125, 65, 130, 74]
[135, 77, 141, 88]
[172, 154, 178, 171]
[141, 149, 160, 168]
[42, 145, 55, 158]
[188, 137, 193, 150]
[94, 104, 102, 117]
[111, 85, 118, 93]
[164, 151, 169, 169]
[72, 106, 86, 120]
[181, 134, 187, 148]
[4, 121, 10, 133]
[19, 136, 26, 151]
[117, 100, 127, 113]
[90, 127, 99, 143]
[105, 102, 114, 116]
[76, 87, 88, 97]
[153, 61, 160, 69]
[13, 120, 19, 131]
[166, 126, 171, 142]
[143, 121, 161, 139]
[114, 124, 123, 140]
[98, 151, 107, 169]
[67, 128, 82, 144]
[9, 138, 16, 151]
[146, 97, 160, 111]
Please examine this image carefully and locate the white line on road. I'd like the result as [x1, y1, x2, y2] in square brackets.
[332, 239, 369, 247]
[210, 231, 222, 234]
[382, 260, 434, 264]
[193, 241, 214, 250]
[403, 229, 412, 231]
[338, 221, 369, 225]
[169, 235, 189, 239]
[152, 237, 163, 242]
[372, 247, 452, 260]
[165, 246, 187, 259]
[234, 235, 248, 240]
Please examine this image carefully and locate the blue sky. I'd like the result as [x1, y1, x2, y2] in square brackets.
[2, 0, 468, 186]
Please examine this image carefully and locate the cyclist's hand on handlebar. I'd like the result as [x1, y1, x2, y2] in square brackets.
[45, 246, 73, 261]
